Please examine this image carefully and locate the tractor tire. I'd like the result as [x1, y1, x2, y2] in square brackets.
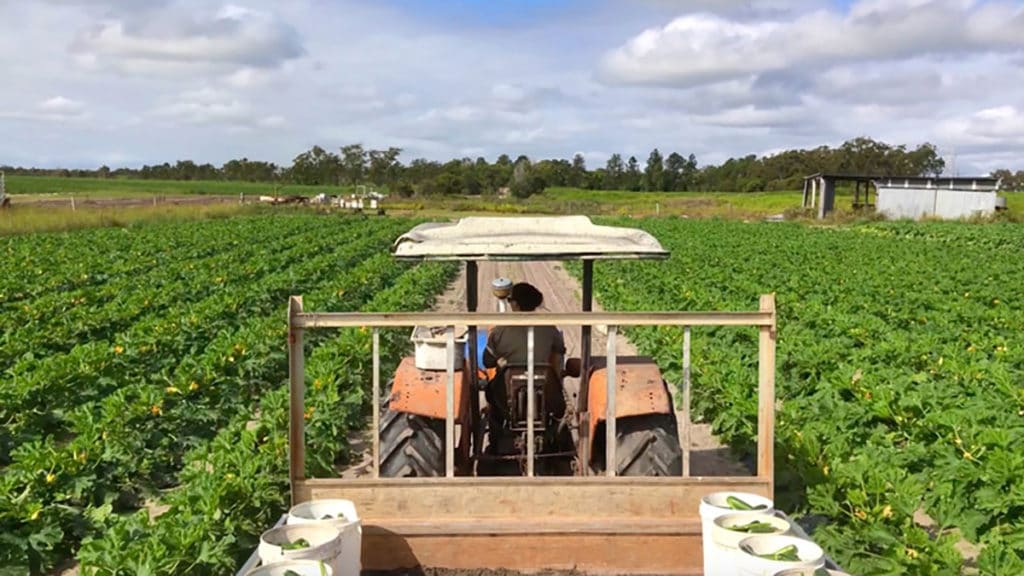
[594, 413, 683, 477]
[378, 399, 446, 478]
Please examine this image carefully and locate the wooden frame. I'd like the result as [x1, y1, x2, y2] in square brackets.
[286, 294, 777, 574]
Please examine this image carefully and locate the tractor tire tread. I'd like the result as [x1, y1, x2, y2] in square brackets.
[604, 413, 683, 477]
[378, 394, 446, 478]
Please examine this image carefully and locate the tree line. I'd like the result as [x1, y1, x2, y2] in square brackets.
[5, 137, 1019, 195]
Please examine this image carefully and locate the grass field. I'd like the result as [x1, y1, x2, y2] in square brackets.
[0, 202, 265, 236]
[4, 175, 351, 198]
[4, 175, 1022, 236]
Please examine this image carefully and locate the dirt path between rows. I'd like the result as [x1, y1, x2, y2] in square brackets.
[344, 260, 748, 478]
[10, 194, 239, 208]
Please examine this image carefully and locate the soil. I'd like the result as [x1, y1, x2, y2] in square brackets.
[10, 194, 239, 208]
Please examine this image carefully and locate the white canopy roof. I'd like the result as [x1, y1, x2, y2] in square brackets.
[391, 216, 669, 261]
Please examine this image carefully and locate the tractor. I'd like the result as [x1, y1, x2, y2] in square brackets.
[379, 215, 683, 478]
[278, 215, 780, 574]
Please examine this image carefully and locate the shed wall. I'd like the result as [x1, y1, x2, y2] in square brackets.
[935, 190, 996, 219]
[876, 187, 997, 220]
[876, 187, 936, 219]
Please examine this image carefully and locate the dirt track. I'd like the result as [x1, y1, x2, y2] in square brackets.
[10, 194, 239, 208]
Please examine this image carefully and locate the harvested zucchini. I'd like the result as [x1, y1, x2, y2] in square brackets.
[280, 538, 311, 550]
[727, 520, 778, 533]
[727, 495, 768, 510]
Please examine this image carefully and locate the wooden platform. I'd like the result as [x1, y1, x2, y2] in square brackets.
[292, 476, 771, 574]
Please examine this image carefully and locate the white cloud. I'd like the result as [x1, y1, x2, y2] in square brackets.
[70, 4, 305, 76]
[151, 87, 284, 129]
[37, 96, 86, 116]
[601, 1, 1024, 87]
[694, 105, 806, 128]
[224, 67, 277, 88]
[939, 106, 1024, 146]
[0, 96, 89, 122]
[630, 0, 820, 17]
[2, 0, 1024, 174]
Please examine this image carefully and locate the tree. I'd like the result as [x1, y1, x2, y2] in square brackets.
[340, 144, 367, 185]
[394, 180, 415, 198]
[906, 143, 945, 177]
[570, 153, 587, 188]
[643, 148, 664, 192]
[510, 156, 545, 198]
[992, 169, 1024, 191]
[367, 147, 402, 186]
[682, 153, 699, 191]
[291, 146, 340, 186]
[663, 152, 685, 192]
[604, 154, 624, 190]
[625, 156, 641, 191]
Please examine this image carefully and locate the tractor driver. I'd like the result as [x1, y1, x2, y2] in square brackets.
[482, 282, 567, 432]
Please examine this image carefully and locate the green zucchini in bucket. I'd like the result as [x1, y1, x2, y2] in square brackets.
[726, 495, 768, 510]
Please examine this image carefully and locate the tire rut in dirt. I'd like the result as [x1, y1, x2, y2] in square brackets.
[378, 404, 446, 478]
[594, 413, 683, 477]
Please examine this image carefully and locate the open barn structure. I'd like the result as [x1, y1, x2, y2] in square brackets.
[802, 172, 1004, 220]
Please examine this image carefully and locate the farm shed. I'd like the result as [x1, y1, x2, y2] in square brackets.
[802, 173, 1003, 220]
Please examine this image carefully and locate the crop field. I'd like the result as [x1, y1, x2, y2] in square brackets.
[3, 209, 1023, 575]
[574, 218, 1024, 574]
[0, 214, 458, 575]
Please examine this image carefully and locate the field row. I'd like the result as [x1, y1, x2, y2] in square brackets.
[0, 214, 456, 575]
[576, 218, 1024, 573]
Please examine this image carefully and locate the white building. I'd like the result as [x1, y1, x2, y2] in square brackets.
[802, 173, 1004, 220]
[873, 176, 1002, 220]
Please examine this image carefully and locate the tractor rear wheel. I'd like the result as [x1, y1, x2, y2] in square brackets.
[594, 413, 683, 477]
[378, 386, 445, 478]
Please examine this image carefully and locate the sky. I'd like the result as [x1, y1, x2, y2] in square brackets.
[1, 0, 1023, 175]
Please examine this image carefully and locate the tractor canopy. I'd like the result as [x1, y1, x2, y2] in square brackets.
[391, 216, 670, 261]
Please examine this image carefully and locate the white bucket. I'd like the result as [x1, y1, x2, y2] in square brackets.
[711, 513, 791, 575]
[735, 534, 825, 576]
[700, 492, 775, 576]
[258, 524, 343, 575]
[246, 560, 334, 576]
[287, 499, 362, 576]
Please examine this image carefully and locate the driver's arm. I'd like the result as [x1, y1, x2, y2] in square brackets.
[482, 327, 501, 368]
